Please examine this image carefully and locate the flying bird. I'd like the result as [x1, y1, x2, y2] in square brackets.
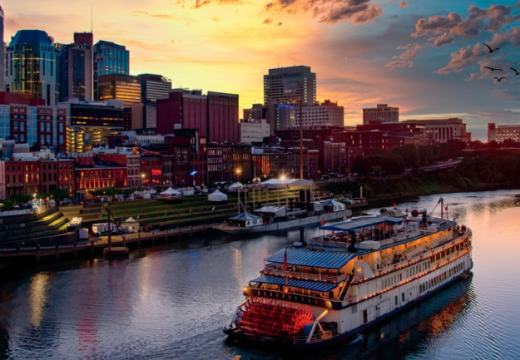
[493, 77, 506, 82]
[484, 66, 504, 72]
[511, 67, 520, 76]
[483, 43, 500, 53]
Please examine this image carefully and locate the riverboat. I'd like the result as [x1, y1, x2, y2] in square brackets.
[213, 200, 351, 234]
[223, 206, 473, 348]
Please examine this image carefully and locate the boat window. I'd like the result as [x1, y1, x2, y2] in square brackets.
[395, 296, 398, 305]
[402, 293, 405, 302]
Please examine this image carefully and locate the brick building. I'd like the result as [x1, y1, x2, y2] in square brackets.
[156, 89, 239, 143]
[0, 149, 74, 199]
[74, 157, 127, 200]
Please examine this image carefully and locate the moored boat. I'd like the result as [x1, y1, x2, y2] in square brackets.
[223, 205, 473, 348]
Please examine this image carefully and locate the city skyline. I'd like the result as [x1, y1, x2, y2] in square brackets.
[3, 0, 520, 140]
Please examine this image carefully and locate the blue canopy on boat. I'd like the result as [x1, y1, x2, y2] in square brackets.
[251, 275, 339, 292]
[265, 249, 354, 269]
[320, 216, 403, 232]
[228, 212, 262, 221]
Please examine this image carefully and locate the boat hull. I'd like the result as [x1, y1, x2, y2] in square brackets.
[226, 262, 473, 350]
[214, 209, 352, 234]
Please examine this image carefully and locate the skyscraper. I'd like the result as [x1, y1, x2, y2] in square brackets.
[93, 40, 129, 99]
[137, 74, 172, 130]
[59, 37, 93, 101]
[0, 6, 5, 91]
[97, 74, 140, 107]
[6, 30, 59, 105]
[74, 32, 94, 99]
[263, 65, 316, 132]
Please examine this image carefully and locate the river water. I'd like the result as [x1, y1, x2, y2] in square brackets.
[0, 190, 519, 359]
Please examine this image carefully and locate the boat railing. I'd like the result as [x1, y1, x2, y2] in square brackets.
[308, 238, 350, 249]
[262, 269, 347, 282]
[293, 327, 339, 344]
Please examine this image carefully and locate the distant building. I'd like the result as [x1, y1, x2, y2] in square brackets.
[93, 40, 129, 99]
[0, 148, 74, 199]
[156, 89, 239, 143]
[403, 118, 467, 143]
[293, 100, 344, 128]
[62, 99, 125, 153]
[272, 102, 295, 131]
[0, 91, 66, 150]
[6, 30, 59, 105]
[97, 74, 141, 107]
[134, 74, 172, 130]
[355, 122, 433, 148]
[74, 32, 94, 99]
[0, 6, 5, 91]
[73, 156, 127, 200]
[363, 104, 399, 125]
[240, 119, 270, 144]
[487, 123, 520, 143]
[264, 66, 316, 132]
[488, 123, 496, 143]
[94, 148, 141, 188]
[58, 38, 93, 101]
[243, 103, 267, 121]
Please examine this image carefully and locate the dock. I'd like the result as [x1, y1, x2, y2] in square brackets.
[0, 224, 214, 260]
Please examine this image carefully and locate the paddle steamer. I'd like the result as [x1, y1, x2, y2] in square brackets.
[223, 206, 473, 348]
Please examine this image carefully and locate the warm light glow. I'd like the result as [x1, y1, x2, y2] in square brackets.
[280, 175, 287, 181]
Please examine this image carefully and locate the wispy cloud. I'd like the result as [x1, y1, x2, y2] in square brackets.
[386, 60, 413, 68]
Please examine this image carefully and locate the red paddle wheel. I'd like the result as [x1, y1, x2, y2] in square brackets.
[235, 297, 315, 339]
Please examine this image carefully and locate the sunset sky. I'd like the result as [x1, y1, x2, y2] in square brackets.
[4, 0, 520, 140]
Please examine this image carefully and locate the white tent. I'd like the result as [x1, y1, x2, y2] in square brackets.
[160, 187, 181, 196]
[126, 217, 136, 222]
[208, 190, 228, 202]
[228, 182, 244, 191]
[259, 178, 314, 188]
[321, 199, 346, 212]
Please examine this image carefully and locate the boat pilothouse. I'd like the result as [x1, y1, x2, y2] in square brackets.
[223, 205, 473, 348]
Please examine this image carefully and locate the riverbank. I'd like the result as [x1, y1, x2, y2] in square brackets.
[327, 151, 520, 203]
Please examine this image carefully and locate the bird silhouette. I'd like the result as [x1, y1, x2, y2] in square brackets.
[483, 43, 500, 53]
[511, 67, 520, 76]
[493, 77, 506, 82]
[484, 66, 504, 72]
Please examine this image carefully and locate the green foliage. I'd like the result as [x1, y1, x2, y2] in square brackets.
[337, 150, 520, 199]
[9, 194, 33, 203]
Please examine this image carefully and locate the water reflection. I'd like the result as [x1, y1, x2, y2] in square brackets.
[0, 190, 519, 359]
[28, 273, 51, 328]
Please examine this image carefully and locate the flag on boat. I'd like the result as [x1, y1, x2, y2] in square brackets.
[320, 218, 324, 225]
[437, 196, 443, 204]
[393, 202, 396, 208]
[445, 205, 448, 211]
[282, 248, 288, 271]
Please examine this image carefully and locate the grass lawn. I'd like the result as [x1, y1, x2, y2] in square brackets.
[106, 191, 300, 219]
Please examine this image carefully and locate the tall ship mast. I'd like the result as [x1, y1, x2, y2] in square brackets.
[223, 203, 473, 348]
